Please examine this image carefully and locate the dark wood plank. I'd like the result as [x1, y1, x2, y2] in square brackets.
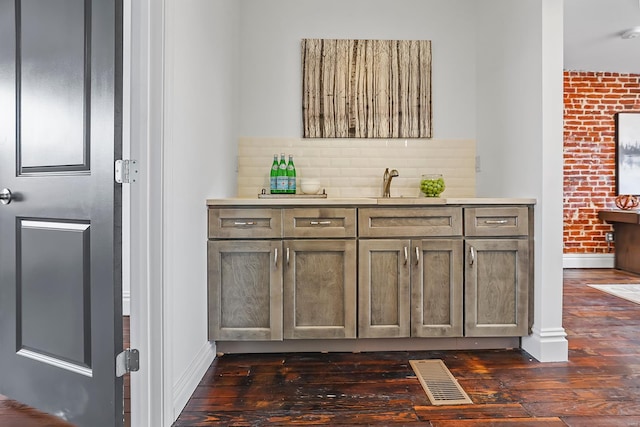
[430, 419, 565, 427]
[173, 268, 640, 426]
[173, 410, 429, 426]
[563, 416, 640, 427]
[414, 403, 532, 419]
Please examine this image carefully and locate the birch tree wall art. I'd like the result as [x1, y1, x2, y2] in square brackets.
[302, 39, 432, 139]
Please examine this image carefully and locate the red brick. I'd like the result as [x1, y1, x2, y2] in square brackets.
[563, 70, 640, 253]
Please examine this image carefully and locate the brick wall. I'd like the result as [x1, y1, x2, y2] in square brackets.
[563, 71, 640, 253]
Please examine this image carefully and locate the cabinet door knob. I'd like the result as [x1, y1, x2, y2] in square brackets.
[274, 247, 278, 267]
[415, 246, 420, 265]
[286, 247, 290, 266]
[469, 246, 475, 265]
[403, 246, 408, 265]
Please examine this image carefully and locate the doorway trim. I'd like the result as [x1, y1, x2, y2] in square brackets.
[128, 0, 171, 424]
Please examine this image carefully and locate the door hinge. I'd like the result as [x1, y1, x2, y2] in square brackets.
[116, 348, 139, 377]
[115, 159, 138, 184]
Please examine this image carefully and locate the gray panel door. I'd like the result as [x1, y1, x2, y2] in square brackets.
[0, 0, 123, 426]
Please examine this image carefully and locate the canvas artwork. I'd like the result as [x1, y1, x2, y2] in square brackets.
[301, 39, 432, 139]
[616, 112, 640, 195]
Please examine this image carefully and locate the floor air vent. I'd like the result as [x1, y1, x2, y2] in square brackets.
[409, 359, 473, 405]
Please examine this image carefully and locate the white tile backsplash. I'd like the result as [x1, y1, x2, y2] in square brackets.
[238, 138, 476, 198]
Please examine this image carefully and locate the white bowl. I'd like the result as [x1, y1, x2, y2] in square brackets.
[300, 179, 321, 194]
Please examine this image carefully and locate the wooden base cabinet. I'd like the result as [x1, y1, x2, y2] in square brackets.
[412, 239, 464, 337]
[358, 239, 411, 338]
[464, 239, 530, 336]
[208, 203, 533, 345]
[208, 207, 357, 341]
[463, 206, 532, 337]
[358, 239, 463, 338]
[284, 240, 357, 339]
[208, 240, 283, 341]
[208, 238, 357, 341]
[358, 205, 465, 339]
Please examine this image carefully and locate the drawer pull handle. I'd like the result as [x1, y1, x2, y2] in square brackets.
[404, 246, 408, 265]
[484, 219, 508, 225]
[286, 247, 290, 266]
[469, 246, 475, 265]
[415, 246, 420, 265]
[274, 248, 278, 267]
[310, 220, 332, 225]
[234, 221, 256, 226]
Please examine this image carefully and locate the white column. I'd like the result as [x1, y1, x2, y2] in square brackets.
[521, 0, 568, 362]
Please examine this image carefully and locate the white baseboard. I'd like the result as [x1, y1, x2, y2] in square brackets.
[521, 326, 568, 362]
[563, 253, 615, 269]
[122, 291, 130, 316]
[172, 340, 217, 420]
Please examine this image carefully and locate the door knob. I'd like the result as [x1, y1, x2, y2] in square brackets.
[0, 188, 12, 205]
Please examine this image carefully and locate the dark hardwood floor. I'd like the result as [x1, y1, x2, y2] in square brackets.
[2, 268, 640, 426]
[173, 268, 640, 426]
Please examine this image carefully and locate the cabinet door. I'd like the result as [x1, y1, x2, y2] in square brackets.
[411, 239, 463, 337]
[464, 239, 529, 336]
[284, 240, 357, 339]
[208, 240, 283, 341]
[358, 239, 411, 338]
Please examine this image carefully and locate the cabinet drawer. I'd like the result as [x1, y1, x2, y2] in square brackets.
[284, 208, 356, 239]
[208, 208, 282, 239]
[358, 207, 462, 238]
[464, 207, 529, 237]
[283, 208, 356, 238]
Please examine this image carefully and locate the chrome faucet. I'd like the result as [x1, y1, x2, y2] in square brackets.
[382, 168, 399, 197]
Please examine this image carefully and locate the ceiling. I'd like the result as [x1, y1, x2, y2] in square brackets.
[564, 0, 640, 73]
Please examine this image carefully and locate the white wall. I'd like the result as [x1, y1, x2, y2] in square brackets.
[163, 0, 240, 419]
[234, 0, 480, 201]
[235, 0, 567, 362]
[238, 0, 477, 139]
[159, 0, 567, 423]
[475, 0, 542, 197]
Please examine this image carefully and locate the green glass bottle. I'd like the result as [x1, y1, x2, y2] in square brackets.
[286, 155, 296, 194]
[270, 154, 278, 194]
[276, 153, 288, 193]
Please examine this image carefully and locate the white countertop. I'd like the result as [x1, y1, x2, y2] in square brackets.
[206, 197, 537, 206]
